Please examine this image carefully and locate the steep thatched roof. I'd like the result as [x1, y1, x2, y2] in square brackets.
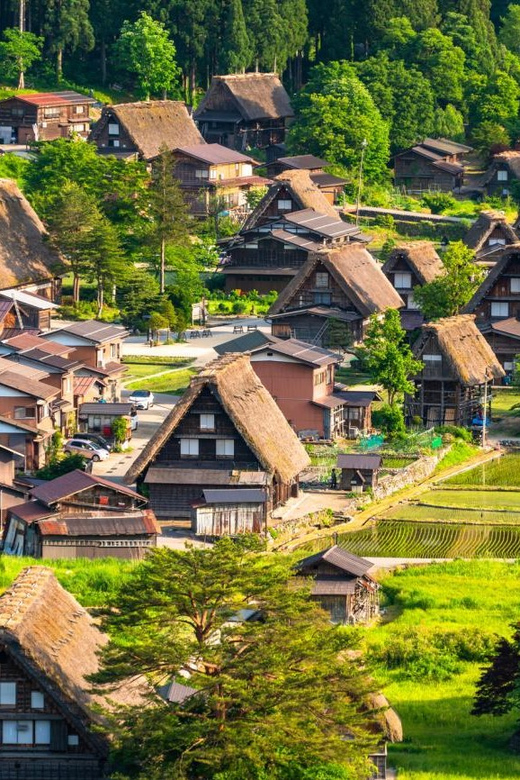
[92, 101, 204, 161]
[463, 210, 518, 253]
[382, 242, 445, 285]
[0, 567, 147, 747]
[269, 245, 404, 318]
[464, 245, 520, 312]
[195, 73, 293, 122]
[125, 354, 310, 485]
[419, 315, 504, 384]
[0, 179, 62, 288]
[484, 151, 520, 184]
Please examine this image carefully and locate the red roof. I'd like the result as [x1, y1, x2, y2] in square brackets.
[13, 91, 95, 108]
[4, 333, 71, 356]
[30, 469, 144, 507]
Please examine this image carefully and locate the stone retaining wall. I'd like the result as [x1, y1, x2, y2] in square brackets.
[373, 448, 448, 500]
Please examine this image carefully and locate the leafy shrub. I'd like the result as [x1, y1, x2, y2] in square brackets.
[374, 214, 395, 228]
[435, 424, 473, 442]
[421, 192, 456, 214]
[232, 301, 247, 314]
[36, 454, 86, 479]
[372, 403, 405, 435]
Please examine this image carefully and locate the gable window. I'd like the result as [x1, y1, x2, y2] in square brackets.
[73, 105, 84, 115]
[108, 122, 119, 136]
[216, 439, 234, 457]
[489, 238, 506, 246]
[313, 291, 332, 305]
[68, 734, 79, 746]
[14, 407, 35, 420]
[35, 721, 51, 744]
[200, 413, 215, 431]
[180, 439, 199, 456]
[407, 294, 420, 310]
[3, 721, 33, 744]
[423, 354, 442, 362]
[491, 301, 509, 318]
[315, 272, 329, 288]
[394, 272, 412, 289]
[511, 278, 520, 293]
[31, 691, 44, 709]
[497, 170, 508, 181]
[0, 682, 16, 705]
[278, 199, 292, 210]
[108, 139, 120, 148]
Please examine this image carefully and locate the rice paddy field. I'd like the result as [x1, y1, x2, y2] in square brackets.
[367, 560, 520, 780]
[334, 452, 520, 558]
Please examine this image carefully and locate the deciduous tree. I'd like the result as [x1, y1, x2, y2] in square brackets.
[0, 28, 42, 88]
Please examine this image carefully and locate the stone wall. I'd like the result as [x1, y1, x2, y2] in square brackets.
[373, 448, 448, 500]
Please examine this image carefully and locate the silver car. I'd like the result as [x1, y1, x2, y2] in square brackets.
[64, 439, 110, 462]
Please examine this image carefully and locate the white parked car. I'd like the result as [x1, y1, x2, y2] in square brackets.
[63, 439, 110, 462]
[128, 389, 154, 410]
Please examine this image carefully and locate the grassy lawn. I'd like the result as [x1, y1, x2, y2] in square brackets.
[366, 561, 520, 780]
[125, 368, 196, 395]
[489, 389, 520, 437]
[122, 358, 193, 382]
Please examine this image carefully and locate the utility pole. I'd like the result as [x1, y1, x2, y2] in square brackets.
[482, 370, 490, 449]
[355, 138, 368, 227]
[18, 0, 26, 90]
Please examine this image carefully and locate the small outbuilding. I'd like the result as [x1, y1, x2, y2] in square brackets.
[296, 545, 379, 624]
[337, 453, 382, 492]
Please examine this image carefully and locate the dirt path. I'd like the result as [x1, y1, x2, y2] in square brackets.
[279, 447, 502, 552]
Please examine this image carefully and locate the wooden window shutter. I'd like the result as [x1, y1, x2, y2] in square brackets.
[50, 720, 68, 751]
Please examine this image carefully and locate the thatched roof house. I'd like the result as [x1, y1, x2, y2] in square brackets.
[463, 210, 518, 257]
[382, 242, 445, 285]
[0, 566, 147, 777]
[270, 245, 404, 318]
[90, 100, 204, 161]
[463, 243, 520, 318]
[194, 73, 293, 150]
[0, 179, 62, 292]
[484, 151, 520, 197]
[420, 315, 504, 385]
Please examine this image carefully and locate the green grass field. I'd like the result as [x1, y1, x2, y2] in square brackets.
[367, 561, 520, 780]
[337, 520, 520, 557]
[418, 488, 520, 510]
[383, 504, 520, 524]
[444, 453, 520, 487]
[125, 368, 196, 395]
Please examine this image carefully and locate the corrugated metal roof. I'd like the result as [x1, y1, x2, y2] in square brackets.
[310, 172, 348, 188]
[251, 337, 339, 367]
[298, 545, 374, 577]
[176, 143, 257, 165]
[166, 681, 199, 704]
[202, 488, 267, 503]
[10, 501, 53, 523]
[13, 90, 95, 107]
[79, 402, 133, 416]
[337, 454, 382, 470]
[38, 512, 157, 537]
[0, 289, 58, 310]
[145, 467, 270, 486]
[30, 468, 143, 506]
[214, 330, 272, 355]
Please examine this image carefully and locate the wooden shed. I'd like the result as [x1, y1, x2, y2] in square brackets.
[337, 453, 382, 492]
[296, 545, 379, 624]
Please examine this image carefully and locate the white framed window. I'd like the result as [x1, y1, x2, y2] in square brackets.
[242, 163, 253, 176]
[216, 439, 234, 457]
[315, 272, 329, 288]
[278, 199, 292, 210]
[195, 169, 209, 179]
[108, 122, 119, 135]
[73, 105, 84, 115]
[0, 682, 16, 705]
[73, 123, 85, 132]
[489, 238, 505, 246]
[394, 272, 412, 289]
[31, 691, 44, 709]
[43, 107, 60, 118]
[68, 734, 79, 746]
[3, 720, 33, 744]
[423, 354, 442, 362]
[491, 301, 509, 318]
[109, 139, 120, 148]
[407, 294, 420, 310]
[209, 169, 217, 180]
[34, 720, 51, 744]
[200, 413, 215, 430]
[497, 170, 508, 181]
[504, 361, 515, 371]
[180, 439, 199, 456]
[511, 278, 520, 293]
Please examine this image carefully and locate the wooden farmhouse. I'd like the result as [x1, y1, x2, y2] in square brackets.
[0, 288, 58, 334]
[405, 315, 504, 427]
[483, 151, 520, 198]
[124, 354, 310, 535]
[296, 545, 379, 624]
[216, 332, 378, 439]
[463, 210, 519, 264]
[382, 242, 445, 330]
[41, 320, 128, 401]
[89, 100, 204, 161]
[265, 153, 347, 204]
[170, 143, 267, 217]
[394, 137, 471, 193]
[0, 179, 63, 301]
[194, 73, 294, 150]
[268, 245, 404, 347]
[0, 566, 147, 779]
[3, 469, 159, 560]
[221, 169, 363, 293]
[479, 318, 520, 382]
[337, 453, 382, 493]
[0, 90, 94, 144]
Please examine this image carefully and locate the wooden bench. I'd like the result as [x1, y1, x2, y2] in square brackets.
[233, 325, 244, 334]
[190, 330, 201, 338]
[247, 325, 258, 332]
[201, 329, 211, 337]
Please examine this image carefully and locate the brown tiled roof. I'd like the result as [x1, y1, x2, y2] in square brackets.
[0, 370, 58, 399]
[382, 242, 445, 285]
[0, 356, 50, 380]
[30, 469, 143, 507]
[490, 317, 520, 339]
[175, 144, 257, 165]
[419, 314, 504, 384]
[269, 245, 404, 318]
[0, 179, 62, 288]
[126, 354, 310, 484]
[90, 100, 204, 161]
[4, 333, 71, 355]
[195, 73, 293, 122]
[9, 501, 53, 523]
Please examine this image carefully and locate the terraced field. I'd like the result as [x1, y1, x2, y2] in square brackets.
[338, 521, 520, 558]
[383, 504, 520, 524]
[443, 452, 520, 486]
